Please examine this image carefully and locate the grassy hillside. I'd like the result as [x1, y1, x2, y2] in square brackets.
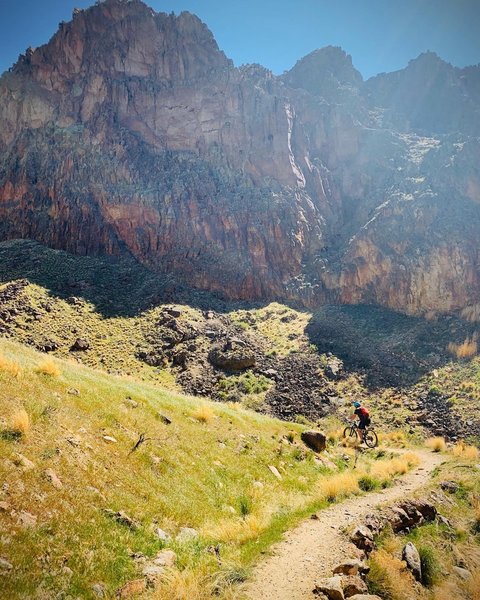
[0, 338, 421, 599]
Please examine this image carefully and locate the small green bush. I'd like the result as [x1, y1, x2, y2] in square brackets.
[291, 447, 306, 461]
[216, 372, 270, 398]
[419, 546, 440, 587]
[213, 566, 249, 591]
[454, 482, 469, 501]
[294, 415, 312, 426]
[358, 474, 380, 491]
[238, 495, 252, 518]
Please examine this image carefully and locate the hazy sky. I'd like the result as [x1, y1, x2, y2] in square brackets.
[0, 0, 479, 79]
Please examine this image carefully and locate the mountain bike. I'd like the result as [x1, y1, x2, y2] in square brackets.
[343, 421, 378, 448]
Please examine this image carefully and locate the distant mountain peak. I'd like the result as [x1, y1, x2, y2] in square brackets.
[12, 0, 231, 82]
[281, 45, 363, 99]
[407, 51, 452, 70]
[289, 45, 361, 77]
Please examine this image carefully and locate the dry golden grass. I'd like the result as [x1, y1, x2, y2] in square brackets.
[153, 567, 213, 600]
[425, 437, 447, 452]
[370, 461, 397, 481]
[206, 513, 267, 544]
[433, 581, 465, 600]
[448, 337, 478, 359]
[432, 567, 480, 600]
[381, 533, 402, 556]
[0, 353, 22, 377]
[340, 431, 361, 448]
[467, 570, 480, 600]
[452, 441, 480, 459]
[154, 567, 242, 600]
[470, 494, 480, 533]
[369, 454, 419, 481]
[326, 428, 344, 444]
[379, 430, 407, 447]
[390, 458, 408, 475]
[402, 452, 421, 467]
[192, 404, 215, 423]
[470, 492, 480, 510]
[35, 358, 61, 377]
[318, 471, 359, 502]
[10, 408, 30, 436]
[368, 549, 414, 600]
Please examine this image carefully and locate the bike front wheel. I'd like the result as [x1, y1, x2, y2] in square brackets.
[364, 429, 378, 448]
[343, 426, 359, 441]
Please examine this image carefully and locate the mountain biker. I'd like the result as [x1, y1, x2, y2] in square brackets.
[351, 401, 371, 434]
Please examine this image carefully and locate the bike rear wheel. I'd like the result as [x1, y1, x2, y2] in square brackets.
[364, 429, 378, 448]
[343, 426, 359, 441]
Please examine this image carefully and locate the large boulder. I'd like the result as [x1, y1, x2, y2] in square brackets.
[70, 337, 90, 351]
[301, 430, 327, 452]
[208, 343, 255, 371]
[402, 542, 422, 581]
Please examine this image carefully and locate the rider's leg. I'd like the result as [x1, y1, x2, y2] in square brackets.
[359, 418, 367, 442]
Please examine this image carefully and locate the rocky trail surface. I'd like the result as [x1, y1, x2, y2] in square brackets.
[244, 450, 444, 600]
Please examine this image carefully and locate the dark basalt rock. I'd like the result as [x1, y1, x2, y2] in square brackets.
[70, 338, 90, 351]
[208, 345, 255, 371]
[301, 430, 327, 452]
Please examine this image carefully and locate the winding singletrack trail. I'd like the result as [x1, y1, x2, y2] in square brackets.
[244, 450, 444, 600]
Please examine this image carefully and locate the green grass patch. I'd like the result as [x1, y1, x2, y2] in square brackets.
[358, 474, 381, 491]
[418, 546, 440, 587]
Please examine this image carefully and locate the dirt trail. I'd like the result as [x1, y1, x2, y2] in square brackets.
[244, 450, 444, 600]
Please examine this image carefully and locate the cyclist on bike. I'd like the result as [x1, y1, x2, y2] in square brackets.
[351, 401, 371, 436]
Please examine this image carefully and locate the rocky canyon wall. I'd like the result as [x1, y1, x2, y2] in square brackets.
[0, 0, 479, 314]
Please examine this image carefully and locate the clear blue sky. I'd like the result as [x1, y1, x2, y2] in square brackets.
[0, 0, 479, 79]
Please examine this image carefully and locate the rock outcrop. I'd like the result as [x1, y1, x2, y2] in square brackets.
[0, 0, 479, 315]
[350, 499, 437, 554]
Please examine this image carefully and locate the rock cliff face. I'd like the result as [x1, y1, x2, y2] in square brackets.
[0, 0, 479, 314]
